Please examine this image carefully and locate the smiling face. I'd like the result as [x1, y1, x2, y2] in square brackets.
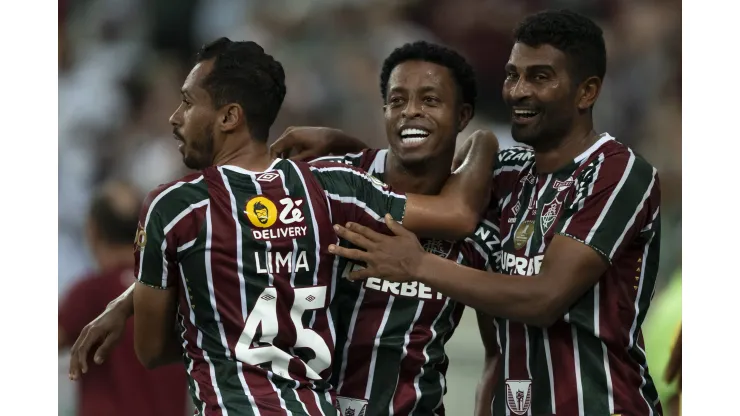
[383, 60, 472, 166]
[502, 42, 579, 148]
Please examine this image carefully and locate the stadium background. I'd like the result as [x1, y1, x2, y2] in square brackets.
[57, 0, 682, 414]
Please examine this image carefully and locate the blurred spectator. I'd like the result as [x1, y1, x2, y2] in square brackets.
[58, 181, 189, 416]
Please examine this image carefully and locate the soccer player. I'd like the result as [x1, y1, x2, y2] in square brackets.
[326, 10, 663, 416]
[68, 38, 498, 416]
[271, 41, 500, 416]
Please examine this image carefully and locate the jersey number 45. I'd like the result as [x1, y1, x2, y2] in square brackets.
[234, 286, 331, 381]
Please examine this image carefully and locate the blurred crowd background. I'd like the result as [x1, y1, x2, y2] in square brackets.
[58, 0, 682, 414]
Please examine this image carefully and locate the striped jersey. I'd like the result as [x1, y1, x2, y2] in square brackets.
[487, 134, 663, 416]
[313, 149, 501, 416]
[134, 158, 408, 416]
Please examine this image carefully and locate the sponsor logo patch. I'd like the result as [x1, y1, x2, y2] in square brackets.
[245, 196, 307, 240]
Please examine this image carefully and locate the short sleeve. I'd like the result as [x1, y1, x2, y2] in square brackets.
[556, 152, 660, 263]
[462, 215, 501, 272]
[309, 161, 407, 231]
[308, 148, 381, 172]
[134, 189, 178, 289]
[492, 147, 535, 213]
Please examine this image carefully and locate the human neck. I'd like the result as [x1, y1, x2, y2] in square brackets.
[213, 135, 273, 172]
[533, 121, 598, 173]
[385, 151, 452, 195]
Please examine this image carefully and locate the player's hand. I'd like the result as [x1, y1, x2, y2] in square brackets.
[270, 127, 337, 161]
[451, 129, 499, 172]
[328, 214, 426, 283]
[68, 301, 129, 380]
[665, 326, 682, 391]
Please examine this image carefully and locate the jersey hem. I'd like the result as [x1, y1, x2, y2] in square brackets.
[135, 279, 172, 290]
[556, 232, 612, 265]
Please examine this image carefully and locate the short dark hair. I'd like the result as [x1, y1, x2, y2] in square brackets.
[514, 10, 606, 83]
[196, 37, 286, 141]
[380, 41, 477, 117]
[89, 183, 142, 246]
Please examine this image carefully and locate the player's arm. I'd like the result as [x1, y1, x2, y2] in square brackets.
[331, 153, 660, 326]
[131, 196, 183, 369]
[314, 130, 498, 240]
[403, 130, 498, 237]
[475, 311, 498, 416]
[133, 282, 181, 369]
[270, 127, 369, 161]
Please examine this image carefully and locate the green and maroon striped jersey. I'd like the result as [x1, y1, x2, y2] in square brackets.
[312, 149, 501, 416]
[134, 158, 408, 416]
[486, 134, 663, 416]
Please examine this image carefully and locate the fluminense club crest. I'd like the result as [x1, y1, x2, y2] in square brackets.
[540, 197, 563, 236]
[422, 239, 454, 258]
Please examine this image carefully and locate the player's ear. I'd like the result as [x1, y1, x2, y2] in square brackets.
[577, 76, 601, 111]
[219, 104, 242, 133]
[457, 103, 473, 132]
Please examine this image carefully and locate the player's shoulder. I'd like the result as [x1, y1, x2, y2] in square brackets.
[579, 137, 658, 184]
[308, 148, 378, 169]
[496, 146, 535, 168]
[307, 159, 392, 192]
[142, 171, 209, 221]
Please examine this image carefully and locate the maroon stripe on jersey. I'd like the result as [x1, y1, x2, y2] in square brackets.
[600, 254, 648, 415]
[547, 320, 579, 415]
[391, 299, 448, 414]
[177, 288, 211, 408]
[560, 148, 630, 240]
[357, 148, 382, 172]
[203, 168, 287, 411]
[169, 204, 208, 248]
[170, 206, 212, 409]
[507, 322, 530, 381]
[338, 290, 390, 399]
[294, 388, 323, 416]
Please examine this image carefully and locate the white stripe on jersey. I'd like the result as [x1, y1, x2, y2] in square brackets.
[628, 209, 660, 350]
[177, 263, 206, 412]
[584, 152, 636, 245]
[137, 175, 204, 282]
[177, 238, 197, 252]
[432, 303, 459, 414]
[287, 160, 337, 359]
[608, 166, 657, 259]
[251, 171, 292, 415]
[635, 344, 655, 416]
[408, 297, 452, 415]
[310, 165, 406, 199]
[203, 204, 230, 415]
[365, 297, 395, 399]
[542, 328, 556, 413]
[218, 167, 261, 414]
[572, 326, 585, 416]
[336, 283, 366, 392]
[370, 149, 388, 174]
[388, 301, 425, 415]
[560, 153, 605, 235]
[160, 199, 209, 289]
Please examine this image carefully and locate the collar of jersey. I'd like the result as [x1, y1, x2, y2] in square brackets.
[573, 133, 614, 164]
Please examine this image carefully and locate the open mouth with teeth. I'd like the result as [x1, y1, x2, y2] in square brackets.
[399, 127, 431, 146]
[513, 109, 541, 122]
